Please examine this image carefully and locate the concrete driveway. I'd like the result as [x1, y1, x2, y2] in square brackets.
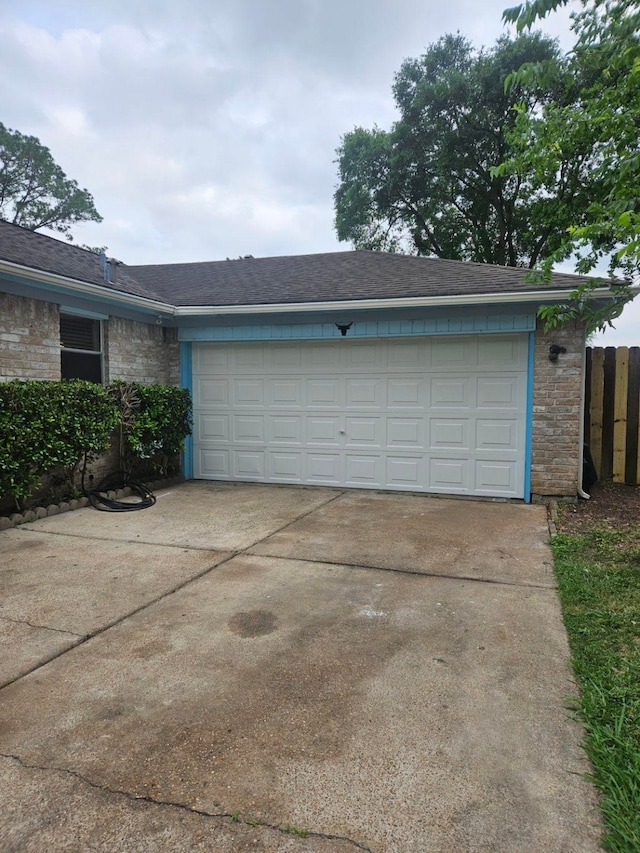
[0, 483, 601, 852]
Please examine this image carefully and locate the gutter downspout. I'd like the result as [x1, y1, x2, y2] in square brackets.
[577, 341, 591, 500]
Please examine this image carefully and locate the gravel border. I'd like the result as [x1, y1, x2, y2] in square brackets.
[0, 476, 185, 531]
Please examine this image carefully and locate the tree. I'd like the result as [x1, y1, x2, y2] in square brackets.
[500, 0, 640, 331]
[334, 32, 595, 268]
[0, 122, 102, 238]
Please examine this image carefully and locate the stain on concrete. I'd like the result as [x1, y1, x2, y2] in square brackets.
[227, 610, 277, 638]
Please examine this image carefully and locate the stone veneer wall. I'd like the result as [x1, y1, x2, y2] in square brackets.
[0, 293, 61, 381]
[0, 296, 182, 505]
[530, 319, 586, 498]
[106, 317, 179, 386]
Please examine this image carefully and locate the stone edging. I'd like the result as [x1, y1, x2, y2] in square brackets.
[0, 476, 185, 531]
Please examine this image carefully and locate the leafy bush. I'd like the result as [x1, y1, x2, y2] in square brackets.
[0, 380, 119, 508]
[0, 379, 192, 510]
[109, 381, 192, 478]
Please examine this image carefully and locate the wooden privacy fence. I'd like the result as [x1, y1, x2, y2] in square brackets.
[585, 346, 640, 485]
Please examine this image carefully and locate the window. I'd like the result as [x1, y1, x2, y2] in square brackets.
[60, 314, 103, 383]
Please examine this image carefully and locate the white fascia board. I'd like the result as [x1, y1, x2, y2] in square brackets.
[172, 287, 616, 317]
[0, 259, 175, 316]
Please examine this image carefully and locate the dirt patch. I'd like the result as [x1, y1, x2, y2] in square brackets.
[556, 481, 640, 534]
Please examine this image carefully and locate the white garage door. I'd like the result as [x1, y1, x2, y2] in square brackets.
[192, 334, 529, 498]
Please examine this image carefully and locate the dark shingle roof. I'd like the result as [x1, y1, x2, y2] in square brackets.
[0, 219, 165, 302]
[1, 219, 600, 309]
[127, 251, 595, 307]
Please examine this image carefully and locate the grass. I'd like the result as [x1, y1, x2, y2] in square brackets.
[552, 526, 640, 852]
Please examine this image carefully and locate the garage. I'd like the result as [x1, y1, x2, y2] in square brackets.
[192, 332, 529, 499]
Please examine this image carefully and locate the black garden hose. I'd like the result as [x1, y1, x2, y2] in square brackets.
[84, 470, 157, 512]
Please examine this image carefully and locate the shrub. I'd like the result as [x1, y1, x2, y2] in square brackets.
[109, 381, 192, 478]
[0, 380, 119, 509]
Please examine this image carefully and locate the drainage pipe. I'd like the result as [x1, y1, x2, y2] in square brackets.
[577, 342, 591, 500]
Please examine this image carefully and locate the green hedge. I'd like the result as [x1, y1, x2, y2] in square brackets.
[109, 381, 192, 478]
[0, 380, 192, 510]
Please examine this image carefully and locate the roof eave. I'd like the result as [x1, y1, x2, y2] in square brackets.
[171, 287, 618, 316]
[0, 259, 176, 316]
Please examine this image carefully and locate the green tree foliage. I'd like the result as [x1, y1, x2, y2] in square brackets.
[501, 0, 640, 331]
[334, 32, 592, 267]
[0, 122, 102, 237]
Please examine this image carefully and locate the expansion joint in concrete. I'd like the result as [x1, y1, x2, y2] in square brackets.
[0, 752, 372, 852]
[248, 550, 557, 590]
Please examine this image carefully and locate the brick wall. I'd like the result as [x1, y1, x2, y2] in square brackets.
[531, 319, 586, 498]
[106, 318, 179, 385]
[0, 293, 61, 381]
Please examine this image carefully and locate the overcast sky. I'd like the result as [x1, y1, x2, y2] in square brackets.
[0, 0, 635, 345]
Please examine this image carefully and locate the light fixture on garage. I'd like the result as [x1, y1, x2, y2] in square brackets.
[548, 344, 566, 362]
[335, 322, 353, 336]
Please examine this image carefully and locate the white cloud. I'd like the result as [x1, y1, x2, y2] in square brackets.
[0, 0, 633, 344]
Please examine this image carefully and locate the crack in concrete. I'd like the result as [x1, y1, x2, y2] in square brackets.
[0, 614, 85, 637]
[0, 752, 373, 852]
[246, 550, 557, 590]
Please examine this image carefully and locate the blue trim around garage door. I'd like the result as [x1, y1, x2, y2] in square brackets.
[523, 331, 535, 504]
[179, 341, 194, 480]
[178, 313, 536, 342]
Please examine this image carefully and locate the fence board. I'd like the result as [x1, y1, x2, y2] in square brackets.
[626, 348, 640, 485]
[613, 347, 629, 482]
[586, 346, 640, 486]
[600, 348, 617, 481]
[589, 347, 605, 479]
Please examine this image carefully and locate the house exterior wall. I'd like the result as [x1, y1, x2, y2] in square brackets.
[0, 292, 180, 387]
[0, 293, 61, 381]
[530, 319, 586, 498]
[106, 318, 179, 386]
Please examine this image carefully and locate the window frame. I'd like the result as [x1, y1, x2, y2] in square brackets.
[59, 311, 105, 384]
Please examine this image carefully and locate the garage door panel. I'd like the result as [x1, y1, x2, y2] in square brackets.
[307, 378, 342, 408]
[386, 339, 428, 369]
[192, 336, 528, 499]
[478, 336, 526, 366]
[232, 344, 265, 369]
[267, 379, 302, 408]
[268, 415, 303, 444]
[304, 344, 340, 370]
[233, 451, 265, 479]
[271, 344, 302, 368]
[431, 337, 477, 369]
[233, 416, 264, 444]
[430, 377, 472, 408]
[387, 418, 424, 449]
[195, 346, 228, 372]
[387, 378, 424, 409]
[306, 453, 342, 484]
[386, 456, 423, 487]
[345, 417, 381, 447]
[233, 379, 265, 407]
[267, 451, 302, 482]
[477, 375, 522, 408]
[345, 378, 383, 409]
[343, 341, 381, 368]
[476, 419, 518, 451]
[195, 377, 229, 407]
[198, 449, 230, 479]
[429, 458, 470, 492]
[196, 414, 229, 443]
[476, 460, 518, 495]
[307, 416, 341, 445]
[345, 454, 383, 486]
[430, 419, 469, 450]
